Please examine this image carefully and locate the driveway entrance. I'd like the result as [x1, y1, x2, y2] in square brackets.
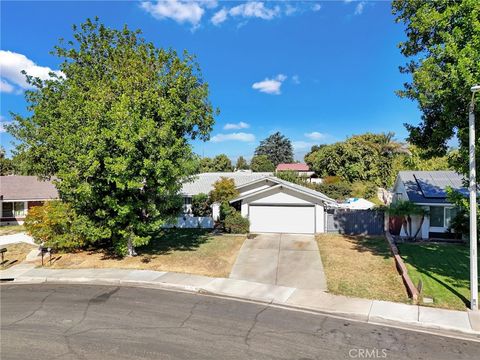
[229, 233, 327, 290]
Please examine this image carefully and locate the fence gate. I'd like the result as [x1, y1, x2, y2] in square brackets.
[326, 209, 385, 236]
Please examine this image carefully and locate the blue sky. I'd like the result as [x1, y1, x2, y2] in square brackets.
[0, 1, 421, 161]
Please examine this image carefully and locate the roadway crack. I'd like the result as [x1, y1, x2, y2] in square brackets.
[179, 299, 201, 328]
[5, 289, 56, 327]
[244, 303, 270, 346]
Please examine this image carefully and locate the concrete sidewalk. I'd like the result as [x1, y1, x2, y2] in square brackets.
[229, 233, 327, 290]
[0, 233, 35, 247]
[1, 265, 479, 339]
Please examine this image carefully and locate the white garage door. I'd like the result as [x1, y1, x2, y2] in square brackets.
[249, 205, 315, 234]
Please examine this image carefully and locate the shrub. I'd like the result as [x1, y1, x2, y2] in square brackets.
[219, 201, 235, 221]
[24, 201, 92, 251]
[315, 181, 352, 200]
[191, 193, 212, 217]
[209, 177, 239, 203]
[224, 211, 250, 234]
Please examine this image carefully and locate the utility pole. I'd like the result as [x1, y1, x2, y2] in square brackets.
[469, 84, 480, 311]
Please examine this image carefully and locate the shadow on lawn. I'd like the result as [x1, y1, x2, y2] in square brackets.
[97, 229, 212, 260]
[344, 235, 394, 260]
[397, 242, 472, 307]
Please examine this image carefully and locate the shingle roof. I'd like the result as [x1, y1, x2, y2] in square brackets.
[397, 170, 467, 204]
[276, 163, 310, 171]
[1, 176, 59, 201]
[181, 172, 272, 196]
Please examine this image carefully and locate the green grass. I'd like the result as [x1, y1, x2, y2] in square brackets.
[398, 242, 480, 310]
[0, 225, 25, 236]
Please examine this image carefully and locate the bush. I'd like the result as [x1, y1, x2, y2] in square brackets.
[209, 177, 239, 203]
[315, 181, 352, 200]
[191, 193, 212, 217]
[224, 211, 250, 234]
[219, 201, 235, 221]
[24, 201, 93, 251]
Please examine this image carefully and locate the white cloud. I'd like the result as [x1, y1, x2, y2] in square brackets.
[292, 75, 300, 85]
[0, 79, 15, 93]
[292, 141, 315, 150]
[312, 4, 322, 12]
[304, 131, 327, 140]
[223, 121, 250, 130]
[285, 4, 297, 16]
[211, 132, 255, 142]
[252, 74, 287, 95]
[141, 1, 205, 26]
[354, 1, 366, 15]
[211, 7, 228, 25]
[212, 1, 281, 24]
[229, 2, 280, 20]
[0, 50, 63, 93]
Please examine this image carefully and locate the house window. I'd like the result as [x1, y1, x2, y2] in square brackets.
[430, 206, 444, 227]
[2, 202, 13, 217]
[430, 206, 458, 228]
[1, 202, 25, 218]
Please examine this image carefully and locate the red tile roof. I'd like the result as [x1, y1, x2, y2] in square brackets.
[276, 163, 310, 171]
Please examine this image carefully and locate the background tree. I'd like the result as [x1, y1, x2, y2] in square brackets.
[0, 147, 14, 175]
[392, 0, 480, 172]
[254, 132, 293, 166]
[235, 156, 249, 170]
[199, 157, 214, 172]
[250, 154, 275, 172]
[7, 19, 216, 256]
[211, 154, 233, 172]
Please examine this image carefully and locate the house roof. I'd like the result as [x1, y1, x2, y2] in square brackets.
[181, 172, 272, 196]
[396, 170, 467, 204]
[276, 163, 310, 171]
[230, 176, 337, 205]
[1, 176, 59, 201]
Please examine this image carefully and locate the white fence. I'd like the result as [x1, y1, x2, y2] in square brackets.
[163, 216, 214, 229]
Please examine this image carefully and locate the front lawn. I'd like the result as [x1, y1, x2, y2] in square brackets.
[316, 234, 408, 303]
[1, 242, 37, 269]
[41, 229, 246, 278]
[0, 225, 25, 236]
[397, 242, 479, 310]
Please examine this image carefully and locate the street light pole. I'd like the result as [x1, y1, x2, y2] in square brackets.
[469, 85, 480, 311]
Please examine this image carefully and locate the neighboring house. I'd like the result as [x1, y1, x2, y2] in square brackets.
[275, 163, 321, 184]
[0, 176, 58, 225]
[339, 198, 375, 210]
[180, 171, 272, 219]
[391, 171, 465, 239]
[230, 176, 336, 234]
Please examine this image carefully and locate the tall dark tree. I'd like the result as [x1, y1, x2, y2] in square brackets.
[393, 0, 480, 171]
[254, 132, 293, 166]
[7, 19, 216, 256]
[0, 147, 14, 175]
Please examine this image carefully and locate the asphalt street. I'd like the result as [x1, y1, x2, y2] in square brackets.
[1, 284, 478, 360]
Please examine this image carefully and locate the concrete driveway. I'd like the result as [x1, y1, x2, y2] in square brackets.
[229, 233, 327, 290]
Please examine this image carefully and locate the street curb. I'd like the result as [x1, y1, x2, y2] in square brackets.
[4, 275, 480, 341]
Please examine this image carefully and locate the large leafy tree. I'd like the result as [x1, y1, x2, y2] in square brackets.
[7, 19, 216, 256]
[250, 154, 275, 172]
[254, 132, 293, 166]
[392, 0, 480, 169]
[305, 133, 405, 187]
[235, 156, 249, 170]
[211, 154, 233, 172]
[0, 147, 14, 175]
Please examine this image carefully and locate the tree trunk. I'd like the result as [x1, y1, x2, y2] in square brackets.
[413, 214, 425, 240]
[127, 236, 137, 257]
[401, 216, 409, 238]
[407, 215, 412, 239]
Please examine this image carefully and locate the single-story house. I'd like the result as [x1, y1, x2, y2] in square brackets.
[180, 171, 272, 219]
[391, 170, 466, 239]
[0, 176, 59, 225]
[275, 163, 321, 184]
[230, 176, 336, 234]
